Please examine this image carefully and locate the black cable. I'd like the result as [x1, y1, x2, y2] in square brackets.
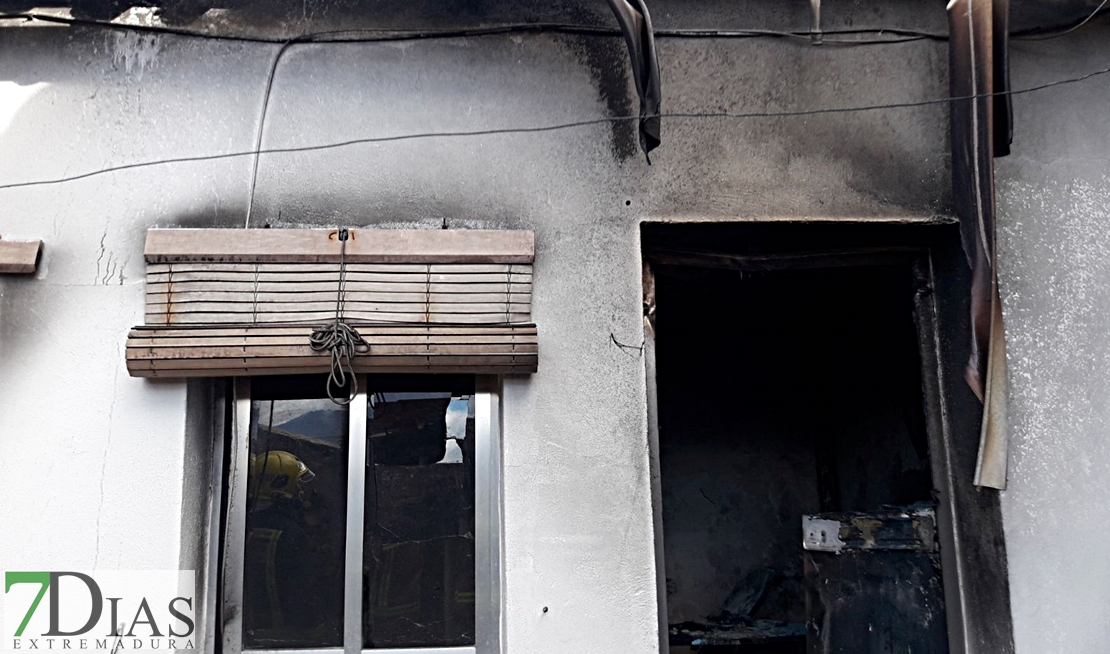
[4, 7, 1108, 44]
[1012, 0, 1110, 40]
[610, 333, 645, 357]
[0, 11, 944, 44]
[244, 38, 294, 228]
[1, 63, 1107, 193]
[218, 18, 929, 230]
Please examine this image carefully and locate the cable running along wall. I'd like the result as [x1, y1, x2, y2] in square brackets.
[125, 228, 537, 378]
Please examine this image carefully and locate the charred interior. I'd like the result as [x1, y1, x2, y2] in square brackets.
[646, 225, 948, 654]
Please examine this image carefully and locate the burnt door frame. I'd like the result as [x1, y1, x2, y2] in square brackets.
[641, 221, 1015, 654]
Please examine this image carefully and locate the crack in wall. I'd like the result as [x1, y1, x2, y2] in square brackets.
[94, 351, 122, 569]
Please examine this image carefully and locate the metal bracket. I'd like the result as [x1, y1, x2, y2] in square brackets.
[802, 516, 844, 553]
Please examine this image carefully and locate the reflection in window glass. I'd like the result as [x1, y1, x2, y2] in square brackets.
[243, 398, 348, 649]
[363, 393, 476, 648]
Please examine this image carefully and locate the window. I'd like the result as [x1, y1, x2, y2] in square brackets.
[221, 375, 502, 654]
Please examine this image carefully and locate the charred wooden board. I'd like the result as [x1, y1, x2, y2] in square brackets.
[670, 619, 806, 648]
[803, 550, 948, 654]
[802, 507, 947, 654]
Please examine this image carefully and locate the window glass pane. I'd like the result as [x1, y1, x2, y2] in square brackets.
[363, 392, 476, 648]
[244, 397, 348, 649]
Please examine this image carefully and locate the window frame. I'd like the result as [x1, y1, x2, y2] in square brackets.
[219, 375, 503, 654]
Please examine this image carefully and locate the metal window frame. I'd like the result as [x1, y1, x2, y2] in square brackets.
[221, 375, 503, 654]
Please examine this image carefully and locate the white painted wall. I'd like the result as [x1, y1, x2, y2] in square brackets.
[996, 24, 1110, 654]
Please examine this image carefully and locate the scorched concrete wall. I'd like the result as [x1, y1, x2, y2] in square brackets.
[9, 1, 1079, 652]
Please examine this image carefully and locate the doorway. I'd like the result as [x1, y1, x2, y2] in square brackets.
[643, 223, 966, 654]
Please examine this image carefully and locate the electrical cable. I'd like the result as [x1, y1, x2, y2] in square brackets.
[0, 11, 944, 44]
[244, 38, 294, 228]
[234, 19, 919, 226]
[1012, 0, 1109, 40]
[610, 332, 645, 357]
[1, 63, 1107, 193]
[3, 7, 1107, 44]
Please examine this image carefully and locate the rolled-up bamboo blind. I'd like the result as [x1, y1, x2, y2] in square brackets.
[126, 228, 537, 377]
[144, 262, 532, 326]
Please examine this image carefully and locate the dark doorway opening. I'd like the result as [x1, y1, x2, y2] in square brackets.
[645, 225, 951, 654]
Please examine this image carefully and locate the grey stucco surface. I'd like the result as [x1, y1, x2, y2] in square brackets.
[995, 25, 1110, 654]
[2, 1, 1100, 652]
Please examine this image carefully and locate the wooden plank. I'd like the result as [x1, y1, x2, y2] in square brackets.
[147, 262, 533, 275]
[128, 324, 537, 338]
[127, 339, 535, 355]
[0, 239, 42, 274]
[124, 322, 538, 377]
[644, 246, 923, 273]
[127, 332, 537, 345]
[128, 364, 537, 378]
[146, 291, 532, 305]
[145, 281, 533, 295]
[145, 229, 535, 264]
[146, 270, 528, 284]
[130, 354, 535, 370]
[128, 337, 536, 350]
[146, 301, 529, 314]
[146, 311, 532, 325]
[128, 343, 538, 360]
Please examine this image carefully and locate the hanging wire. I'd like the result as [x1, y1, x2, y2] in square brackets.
[244, 38, 295, 228]
[1013, 0, 1110, 40]
[309, 228, 370, 404]
[610, 332, 645, 357]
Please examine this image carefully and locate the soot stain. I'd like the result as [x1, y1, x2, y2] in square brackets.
[555, 32, 638, 162]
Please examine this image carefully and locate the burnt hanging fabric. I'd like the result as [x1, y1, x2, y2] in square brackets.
[604, 0, 662, 160]
[948, 0, 1012, 489]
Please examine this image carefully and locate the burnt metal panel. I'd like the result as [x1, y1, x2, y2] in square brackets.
[803, 508, 938, 554]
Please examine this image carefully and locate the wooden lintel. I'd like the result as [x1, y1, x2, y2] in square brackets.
[644, 246, 925, 272]
[0, 239, 43, 274]
[145, 229, 535, 264]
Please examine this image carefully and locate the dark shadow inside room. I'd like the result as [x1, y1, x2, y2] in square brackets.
[652, 252, 948, 654]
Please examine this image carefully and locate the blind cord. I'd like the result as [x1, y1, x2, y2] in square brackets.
[309, 228, 370, 404]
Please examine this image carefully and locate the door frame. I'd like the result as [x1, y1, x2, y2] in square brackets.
[640, 221, 1014, 654]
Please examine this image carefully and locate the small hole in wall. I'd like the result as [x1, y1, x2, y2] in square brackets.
[542, 606, 549, 614]
[625, 200, 632, 206]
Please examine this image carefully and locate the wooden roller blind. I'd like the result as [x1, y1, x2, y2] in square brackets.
[145, 262, 532, 326]
[126, 228, 537, 378]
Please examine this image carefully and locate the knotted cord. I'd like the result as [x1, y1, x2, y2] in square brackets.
[310, 228, 370, 404]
